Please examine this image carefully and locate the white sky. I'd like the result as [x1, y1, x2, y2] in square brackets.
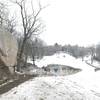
[40, 0, 100, 46]
[1, 0, 100, 46]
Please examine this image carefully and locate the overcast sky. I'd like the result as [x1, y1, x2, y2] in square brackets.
[39, 0, 100, 46]
[1, 0, 100, 46]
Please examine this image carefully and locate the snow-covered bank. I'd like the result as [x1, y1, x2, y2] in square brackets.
[1, 52, 100, 100]
[0, 76, 100, 100]
[35, 52, 94, 71]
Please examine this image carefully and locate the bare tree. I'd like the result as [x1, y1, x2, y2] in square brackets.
[23, 37, 45, 66]
[0, 2, 16, 34]
[0, 2, 7, 26]
[88, 46, 96, 64]
[5, 16, 16, 33]
[12, 0, 45, 70]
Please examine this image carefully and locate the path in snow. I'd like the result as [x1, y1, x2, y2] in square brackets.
[0, 76, 100, 100]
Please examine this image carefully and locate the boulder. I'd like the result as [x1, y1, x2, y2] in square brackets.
[0, 27, 18, 74]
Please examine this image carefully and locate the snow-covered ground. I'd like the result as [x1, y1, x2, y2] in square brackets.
[84, 55, 100, 68]
[1, 52, 100, 100]
[35, 52, 94, 71]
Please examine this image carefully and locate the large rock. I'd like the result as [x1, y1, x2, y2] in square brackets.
[0, 27, 18, 74]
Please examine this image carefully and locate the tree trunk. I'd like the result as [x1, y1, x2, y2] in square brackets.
[32, 55, 35, 65]
[17, 37, 27, 71]
[24, 54, 28, 67]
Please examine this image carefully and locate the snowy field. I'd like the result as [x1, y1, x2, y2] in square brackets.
[1, 52, 100, 100]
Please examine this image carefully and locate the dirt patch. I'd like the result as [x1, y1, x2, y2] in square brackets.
[0, 74, 36, 95]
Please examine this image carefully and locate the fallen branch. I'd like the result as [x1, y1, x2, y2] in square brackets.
[85, 61, 100, 72]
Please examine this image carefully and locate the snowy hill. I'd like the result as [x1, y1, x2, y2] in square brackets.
[1, 52, 100, 100]
[0, 76, 100, 100]
[35, 52, 94, 71]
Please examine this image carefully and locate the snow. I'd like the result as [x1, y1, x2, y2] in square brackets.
[35, 53, 77, 68]
[1, 76, 100, 100]
[84, 55, 100, 68]
[1, 52, 100, 100]
[35, 52, 94, 71]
